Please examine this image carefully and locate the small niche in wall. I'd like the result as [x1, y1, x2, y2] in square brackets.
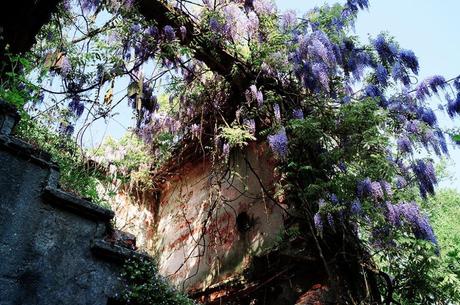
[236, 212, 253, 233]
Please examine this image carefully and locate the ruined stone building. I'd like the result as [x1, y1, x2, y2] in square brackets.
[108, 141, 328, 305]
[111, 142, 284, 286]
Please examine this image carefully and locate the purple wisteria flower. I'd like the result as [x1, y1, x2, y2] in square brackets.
[338, 161, 347, 172]
[427, 75, 447, 94]
[435, 130, 449, 155]
[370, 181, 384, 201]
[137, 124, 154, 144]
[261, 61, 275, 76]
[397, 159, 410, 176]
[346, 0, 370, 12]
[246, 85, 264, 105]
[392, 61, 410, 86]
[81, 0, 101, 12]
[384, 201, 437, 247]
[292, 30, 339, 91]
[244, 119, 256, 135]
[397, 202, 438, 246]
[268, 127, 288, 159]
[344, 82, 353, 96]
[314, 213, 323, 233]
[397, 136, 412, 154]
[376, 64, 388, 86]
[222, 3, 247, 41]
[59, 122, 74, 136]
[123, 0, 134, 9]
[373, 34, 398, 64]
[316, 31, 338, 62]
[416, 75, 447, 101]
[318, 198, 326, 209]
[420, 130, 437, 154]
[332, 43, 343, 65]
[395, 176, 407, 189]
[179, 26, 187, 40]
[385, 201, 400, 226]
[191, 123, 201, 138]
[37, 92, 45, 103]
[163, 25, 176, 41]
[312, 62, 330, 91]
[330, 193, 339, 204]
[130, 23, 141, 33]
[247, 11, 259, 37]
[415, 79, 430, 101]
[273, 104, 281, 121]
[249, 85, 258, 100]
[62, 0, 71, 11]
[356, 178, 386, 201]
[380, 180, 393, 197]
[253, 0, 276, 15]
[447, 93, 460, 118]
[364, 84, 382, 99]
[357, 177, 372, 197]
[350, 199, 362, 215]
[399, 49, 419, 75]
[254, 90, 262, 105]
[412, 159, 437, 198]
[222, 143, 230, 158]
[327, 213, 335, 229]
[292, 109, 304, 119]
[209, 18, 221, 32]
[68, 97, 84, 117]
[281, 10, 297, 30]
[309, 38, 335, 65]
[60, 56, 72, 76]
[406, 120, 420, 134]
[454, 76, 460, 91]
[419, 108, 437, 127]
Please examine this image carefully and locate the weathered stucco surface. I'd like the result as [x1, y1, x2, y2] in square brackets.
[110, 189, 158, 253]
[110, 142, 286, 291]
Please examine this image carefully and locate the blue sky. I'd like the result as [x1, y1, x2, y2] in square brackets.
[275, 1, 460, 185]
[278, 0, 460, 80]
[84, 0, 460, 185]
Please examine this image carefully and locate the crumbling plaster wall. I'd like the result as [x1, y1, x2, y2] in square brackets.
[110, 189, 158, 254]
[110, 142, 286, 291]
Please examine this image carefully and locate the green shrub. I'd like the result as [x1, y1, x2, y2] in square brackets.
[15, 116, 109, 207]
[120, 257, 196, 305]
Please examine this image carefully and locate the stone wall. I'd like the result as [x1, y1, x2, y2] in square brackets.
[0, 116, 140, 305]
[110, 142, 287, 292]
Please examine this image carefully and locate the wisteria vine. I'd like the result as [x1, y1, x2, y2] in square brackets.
[25, 0, 460, 302]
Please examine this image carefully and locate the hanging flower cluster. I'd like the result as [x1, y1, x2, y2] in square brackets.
[268, 127, 288, 159]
